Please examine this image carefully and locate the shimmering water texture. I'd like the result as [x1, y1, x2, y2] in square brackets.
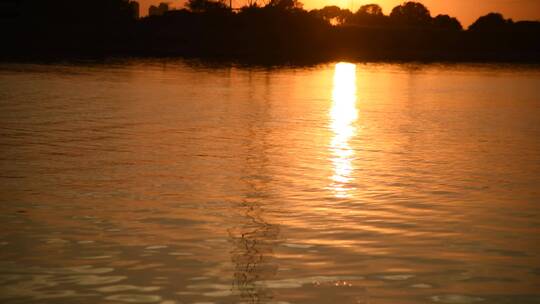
[1, 61, 540, 304]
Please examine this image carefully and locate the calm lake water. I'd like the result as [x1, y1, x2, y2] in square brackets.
[1, 60, 540, 304]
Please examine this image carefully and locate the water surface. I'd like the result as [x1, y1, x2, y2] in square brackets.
[1, 60, 540, 304]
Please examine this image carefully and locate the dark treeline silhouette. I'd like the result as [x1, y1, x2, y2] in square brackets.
[2, 0, 539, 62]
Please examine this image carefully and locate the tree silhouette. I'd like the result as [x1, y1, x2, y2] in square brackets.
[267, 0, 303, 10]
[390, 1, 431, 27]
[358, 4, 383, 16]
[348, 4, 387, 27]
[312, 5, 352, 25]
[469, 13, 513, 31]
[3, 0, 539, 62]
[187, 0, 229, 13]
[149, 3, 170, 16]
[433, 14, 462, 31]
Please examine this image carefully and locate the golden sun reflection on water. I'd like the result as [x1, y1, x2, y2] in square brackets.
[330, 62, 358, 198]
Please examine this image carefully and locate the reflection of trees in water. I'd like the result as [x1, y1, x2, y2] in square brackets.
[228, 69, 280, 303]
[229, 197, 279, 303]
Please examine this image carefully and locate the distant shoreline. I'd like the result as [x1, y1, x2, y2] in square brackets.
[3, 41, 539, 66]
[3, 1, 539, 64]
[3, 54, 540, 68]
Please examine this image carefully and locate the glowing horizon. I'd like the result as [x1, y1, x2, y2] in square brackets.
[138, 0, 540, 26]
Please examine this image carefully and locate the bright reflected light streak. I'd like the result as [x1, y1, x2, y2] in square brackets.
[330, 62, 358, 198]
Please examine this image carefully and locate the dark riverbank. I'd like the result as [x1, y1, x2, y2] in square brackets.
[2, 0, 540, 64]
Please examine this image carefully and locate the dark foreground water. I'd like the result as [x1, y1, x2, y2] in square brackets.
[1, 60, 539, 304]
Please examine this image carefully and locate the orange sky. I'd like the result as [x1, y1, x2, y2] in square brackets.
[138, 0, 540, 26]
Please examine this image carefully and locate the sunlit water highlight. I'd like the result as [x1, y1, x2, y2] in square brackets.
[0, 60, 540, 304]
[330, 62, 358, 198]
